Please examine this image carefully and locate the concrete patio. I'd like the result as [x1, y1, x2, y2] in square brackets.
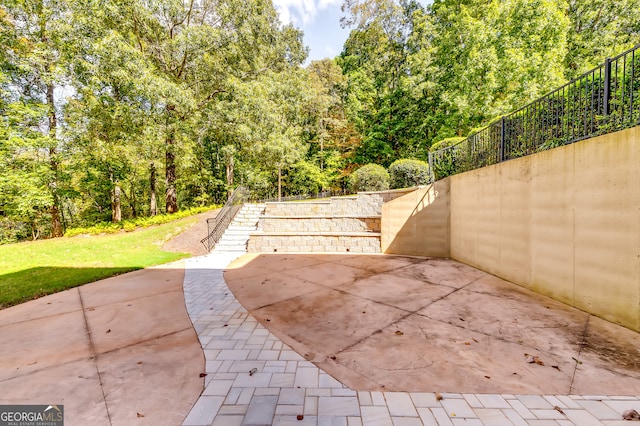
[182, 251, 640, 425]
[223, 253, 640, 396]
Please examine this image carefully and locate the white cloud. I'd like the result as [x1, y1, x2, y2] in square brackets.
[273, 0, 342, 25]
[324, 43, 337, 55]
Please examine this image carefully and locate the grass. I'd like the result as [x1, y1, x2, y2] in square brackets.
[0, 213, 208, 308]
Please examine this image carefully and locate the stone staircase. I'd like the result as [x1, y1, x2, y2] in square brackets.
[212, 203, 266, 253]
[247, 189, 416, 253]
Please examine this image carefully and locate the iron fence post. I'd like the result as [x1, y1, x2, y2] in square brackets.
[428, 151, 434, 182]
[500, 116, 506, 162]
[603, 57, 611, 116]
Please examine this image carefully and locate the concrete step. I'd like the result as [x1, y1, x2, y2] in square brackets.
[210, 202, 266, 253]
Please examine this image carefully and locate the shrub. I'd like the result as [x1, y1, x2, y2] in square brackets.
[349, 164, 390, 192]
[64, 205, 218, 237]
[428, 137, 467, 180]
[429, 137, 466, 152]
[388, 159, 431, 189]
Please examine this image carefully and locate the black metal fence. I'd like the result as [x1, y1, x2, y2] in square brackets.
[429, 44, 640, 180]
[255, 189, 352, 203]
[200, 186, 249, 252]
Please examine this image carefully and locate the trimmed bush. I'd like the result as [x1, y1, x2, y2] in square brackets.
[349, 164, 390, 192]
[429, 136, 466, 152]
[388, 159, 431, 189]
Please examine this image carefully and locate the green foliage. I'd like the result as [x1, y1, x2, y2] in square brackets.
[429, 137, 466, 180]
[64, 206, 217, 237]
[2, 0, 639, 243]
[429, 137, 466, 152]
[388, 159, 431, 189]
[349, 163, 390, 192]
[289, 160, 326, 195]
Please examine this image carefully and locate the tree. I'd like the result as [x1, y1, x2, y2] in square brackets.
[1, 0, 72, 237]
[565, 0, 640, 76]
[123, 0, 306, 212]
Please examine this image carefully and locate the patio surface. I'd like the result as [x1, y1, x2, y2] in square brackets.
[222, 254, 640, 396]
[183, 252, 640, 425]
[0, 262, 204, 426]
[2, 250, 639, 425]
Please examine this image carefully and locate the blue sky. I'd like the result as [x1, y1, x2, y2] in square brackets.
[272, 0, 350, 64]
[273, 0, 432, 65]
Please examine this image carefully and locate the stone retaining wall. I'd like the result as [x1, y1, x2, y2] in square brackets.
[248, 188, 417, 254]
[260, 216, 381, 233]
[247, 233, 382, 253]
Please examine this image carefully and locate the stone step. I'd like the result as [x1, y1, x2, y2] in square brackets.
[210, 203, 265, 253]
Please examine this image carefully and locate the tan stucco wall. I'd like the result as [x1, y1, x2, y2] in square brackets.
[382, 126, 640, 331]
[381, 180, 450, 258]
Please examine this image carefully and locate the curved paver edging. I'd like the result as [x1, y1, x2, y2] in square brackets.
[182, 253, 640, 425]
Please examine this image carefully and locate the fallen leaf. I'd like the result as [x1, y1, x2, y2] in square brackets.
[137, 412, 144, 418]
[199, 373, 207, 378]
[435, 392, 443, 401]
[484, 375, 491, 379]
[622, 409, 640, 420]
[106, 329, 111, 333]
[330, 356, 337, 361]
[266, 319, 271, 322]
[472, 338, 479, 343]
[137, 361, 143, 365]
[572, 357, 583, 365]
[249, 368, 258, 376]
[554, 406, 565, 415]
[552, 365, 560, 371]
[297, 415, 304, 421]
[525, 354, 544, 365]
[395, 330, 404, 336]
[464, 342, 471, 345]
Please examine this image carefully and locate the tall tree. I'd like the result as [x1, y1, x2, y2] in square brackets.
[1, 0, 72, 237]
[123, 0, 306, 212]
[565, 0, 640, 76]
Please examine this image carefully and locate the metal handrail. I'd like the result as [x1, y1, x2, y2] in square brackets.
[200, 186, 249, 252]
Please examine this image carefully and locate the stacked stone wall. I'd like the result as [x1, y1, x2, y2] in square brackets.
[248, 188, 418, 254]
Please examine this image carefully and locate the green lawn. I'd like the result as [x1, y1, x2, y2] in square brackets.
[0, 216, 202, 308]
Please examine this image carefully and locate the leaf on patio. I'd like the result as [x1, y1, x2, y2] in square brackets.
[622, 409, 640, 420]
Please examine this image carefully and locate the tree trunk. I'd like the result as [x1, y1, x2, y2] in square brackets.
[47, 83, 63, 237]
[165, 135, 178, 213]
[278, 164, 282, 202]
[130, 181, 137, 218]
[226, 154, 234, 200]
[111, 175, 122, 222]
[149, 162, 157, 216]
